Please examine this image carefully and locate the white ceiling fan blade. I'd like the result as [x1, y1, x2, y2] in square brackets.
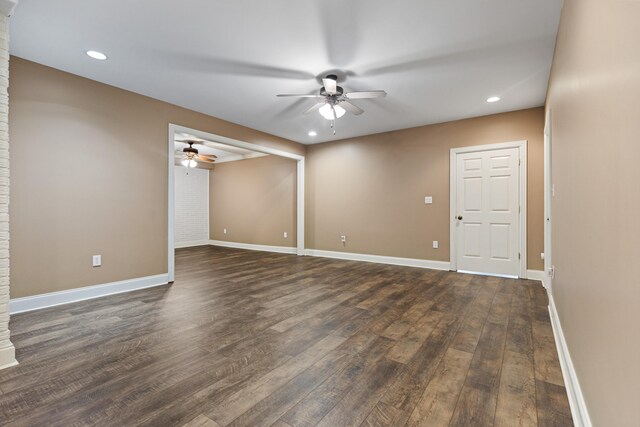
[277, 94, 323, 98]
[345, 90, 387, 99]
[176, 139, 204, 144]
[340, 101, 364, 115]
[303, 102, 325, 115]
[322, 78, 337, 95]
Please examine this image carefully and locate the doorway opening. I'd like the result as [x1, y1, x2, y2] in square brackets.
[167, 124, 305, 282]
[450, 140, 527, 278]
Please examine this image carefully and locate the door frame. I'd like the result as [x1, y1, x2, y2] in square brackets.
[543, 110, 553, 291]
[167, 123, 305, 282]
[449, 140, 528, 278]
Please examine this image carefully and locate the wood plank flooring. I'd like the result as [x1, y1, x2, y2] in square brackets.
[0, 246, 573, 426]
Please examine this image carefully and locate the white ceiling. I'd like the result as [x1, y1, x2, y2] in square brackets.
[9, 0, 563, 144]
[174, 132, 267, 168]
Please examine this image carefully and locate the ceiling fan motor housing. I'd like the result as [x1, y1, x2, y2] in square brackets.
[183, 142, 198, 155]
[320, 86, 344, 97]
[320, 74, 343, 97]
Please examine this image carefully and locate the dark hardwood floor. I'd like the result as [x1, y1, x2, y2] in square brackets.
[0, 246, 573, 426]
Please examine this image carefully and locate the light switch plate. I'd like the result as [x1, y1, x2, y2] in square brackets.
[424, 196, 433, 204]
[432, 241, 439, 249]
[284, 231, 288, 238]
[92, 255, 101, 267]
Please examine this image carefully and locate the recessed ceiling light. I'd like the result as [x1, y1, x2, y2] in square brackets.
[486, 96, 500, 103]
[308, 131, 317, 137]
[86, 50, 108, 60]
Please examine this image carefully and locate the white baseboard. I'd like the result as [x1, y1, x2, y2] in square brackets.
[526, 269, 545, 282]
[0, 345, 17, 370]
[209, 240, 297, 254]
[175, 240, 210, 249]
[9, 274, 169, 314]
[304, 249, 451, 271]
[547, 292, 592, 427]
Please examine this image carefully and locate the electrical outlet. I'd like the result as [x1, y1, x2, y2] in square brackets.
[223, 228, 227, 234]
[432, 241, 439, 249]
[92, 255, 101, 267]
[283, 231, 288, 238]
[341, 235, 347, 243]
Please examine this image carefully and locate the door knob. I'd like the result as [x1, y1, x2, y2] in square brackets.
[457, 216, 463, 220]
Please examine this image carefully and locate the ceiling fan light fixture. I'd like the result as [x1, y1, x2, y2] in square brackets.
[181, 158, 197, 168]
[319, 103, 346, 120]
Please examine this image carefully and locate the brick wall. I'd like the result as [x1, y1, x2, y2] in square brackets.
[0, 11, 16, 369]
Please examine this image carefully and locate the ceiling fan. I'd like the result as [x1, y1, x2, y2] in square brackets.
[176, 140, 217, 168]
[277, 74, 386, 133]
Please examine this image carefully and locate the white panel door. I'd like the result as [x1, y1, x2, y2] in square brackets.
[174, 166, 209, 245]
[455, 147, 520, 277]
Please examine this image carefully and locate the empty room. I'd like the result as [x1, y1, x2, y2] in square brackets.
[0, 1, 638, 426]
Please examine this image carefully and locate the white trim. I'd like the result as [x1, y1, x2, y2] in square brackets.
[209, 240, 297, 254]
[541, 275, 551, 291]
[548, 292, 593, 427]
[305, 249, 451, 271]
[168, 129, 176, 282]
[457, 270, 517, 279]
[9, 274, 169, 314]
[171, 125, 304, 161]
[206, 168, 210, 242]
[0, 0, 18, 17]
[544, 108, 553, 293]
[526, 269, 545, 282]
[296, 158, 305, 255]
[174, 240, 210, 249]
[212, 152, 268, 164]
[450, 140, 528, 278]
[0, 347, 17, 370]
[0, 358, 18, 370]
[168, 124, 306, 281]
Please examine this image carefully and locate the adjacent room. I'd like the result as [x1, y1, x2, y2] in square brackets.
[172, 129, 299, 255]
[0, 1, 638, 426]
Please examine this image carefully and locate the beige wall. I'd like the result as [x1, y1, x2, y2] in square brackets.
[9, 56, 545, 301]
[546, 1, 640, 425]
[209, 155, 296, 247]
[306, 108, 545, 270]
[9, 57, 304, 298]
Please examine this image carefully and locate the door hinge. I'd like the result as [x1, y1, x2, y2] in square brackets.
[518, 252, 521, 260]
[519, 159, 521, 166]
